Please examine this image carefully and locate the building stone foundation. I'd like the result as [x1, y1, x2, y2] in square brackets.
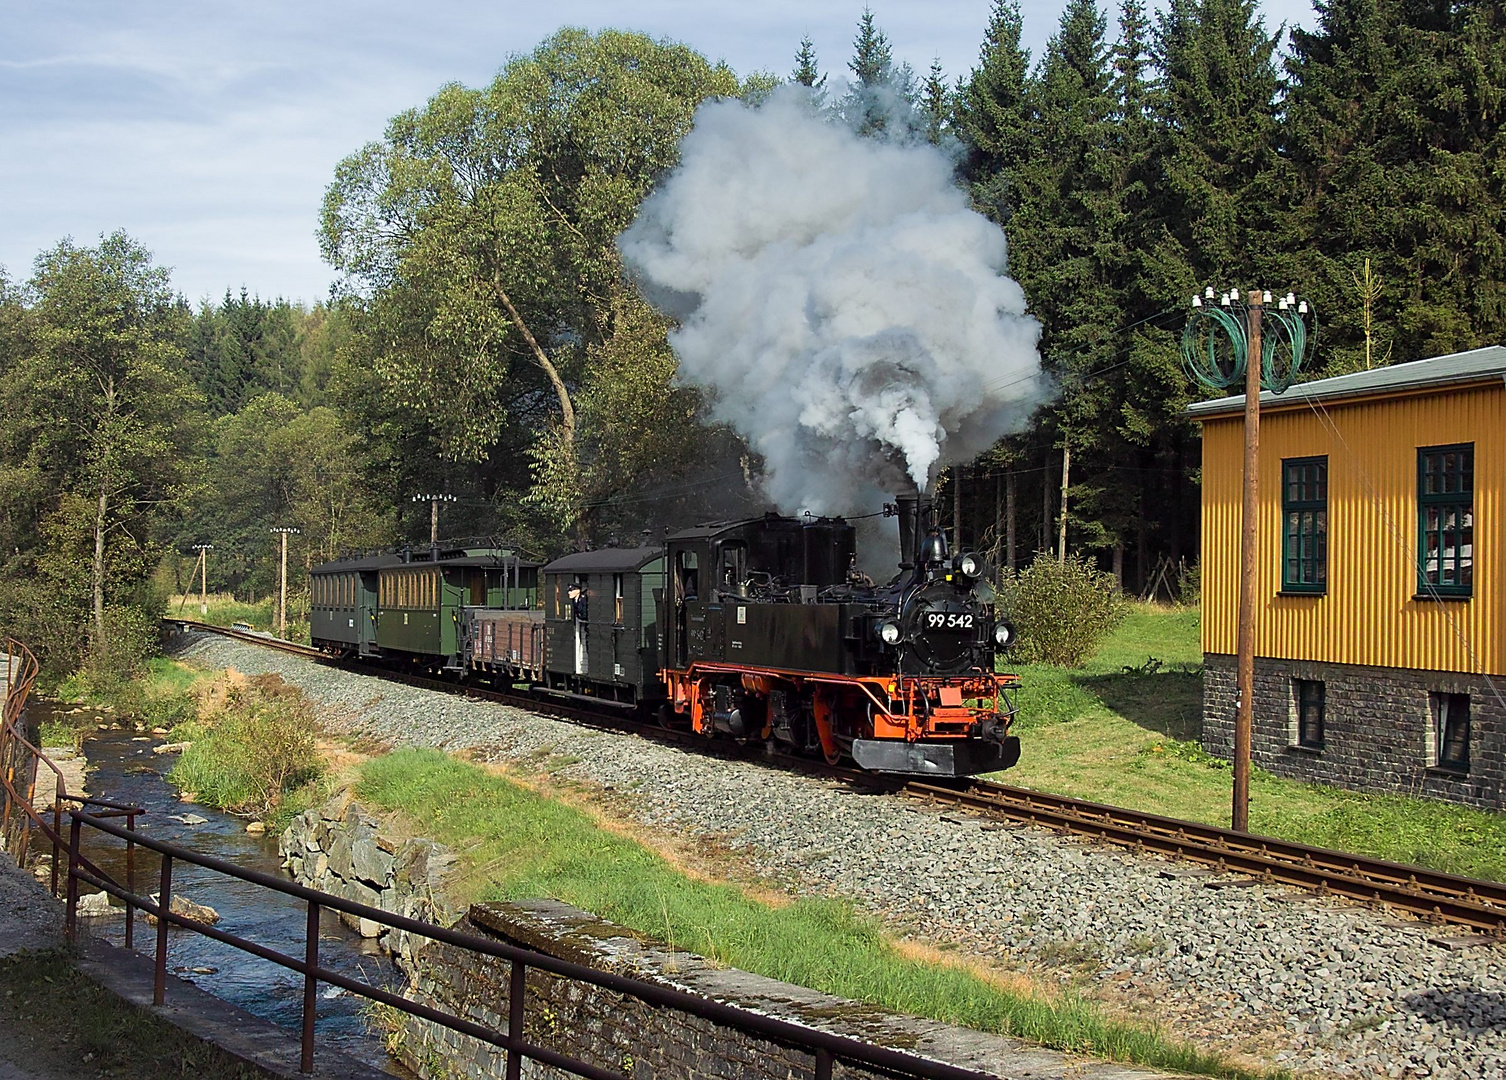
[1202, 653, 1504, 810]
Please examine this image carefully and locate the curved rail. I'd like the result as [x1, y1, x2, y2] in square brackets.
[910, 780, 1506, 936]
[172, 619, 1506, 936]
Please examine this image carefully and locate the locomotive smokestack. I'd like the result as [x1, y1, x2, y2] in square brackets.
[895, 491, 931, 570]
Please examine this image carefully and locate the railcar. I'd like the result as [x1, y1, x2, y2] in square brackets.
[657, 496, 1019, 776]
[310, 543, 539, 669]
[309, 502, 1021, 778]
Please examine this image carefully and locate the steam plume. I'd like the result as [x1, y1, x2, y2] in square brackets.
[619, 87, 1047, 514]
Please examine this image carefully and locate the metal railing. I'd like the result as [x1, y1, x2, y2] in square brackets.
[0, 638, 143, 893]
[2, 632, 1000, 1080]
[66, 808, 997, 1080]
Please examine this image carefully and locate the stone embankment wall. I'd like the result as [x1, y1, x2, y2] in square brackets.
[393, 899, 1164, 1080]
[284, 797, 1163, 1080]
[279, 795, 455, 954]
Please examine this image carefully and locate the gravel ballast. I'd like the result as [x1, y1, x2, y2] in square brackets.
[175, 633, 1506, 1079]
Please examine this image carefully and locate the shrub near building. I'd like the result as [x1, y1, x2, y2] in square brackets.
[1001, 555, 1125, 667]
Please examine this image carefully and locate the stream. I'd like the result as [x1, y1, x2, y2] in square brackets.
[41, 704, 407, 1075]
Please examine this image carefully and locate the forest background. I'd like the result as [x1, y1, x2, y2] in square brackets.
[0, 0, 1501, 676]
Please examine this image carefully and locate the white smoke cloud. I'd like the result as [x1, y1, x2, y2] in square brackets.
[618, 86, 1048, 515]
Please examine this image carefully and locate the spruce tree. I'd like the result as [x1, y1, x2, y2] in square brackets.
[956, 0, 1035, 226]
[922, 59, 950, 144]
[1283, 0, 1506, 368]
[791, 35, 827, 95]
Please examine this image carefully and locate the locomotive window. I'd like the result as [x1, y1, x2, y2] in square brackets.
[676, 550, 700, 601]
[720, 543, 747, 595]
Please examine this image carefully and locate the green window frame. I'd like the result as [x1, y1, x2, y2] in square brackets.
[1417, 444, 1473, 598]
[1282, 456, 1328, 594]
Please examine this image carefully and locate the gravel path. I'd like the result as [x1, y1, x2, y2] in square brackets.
[0, 857, 62, 959]
[175, 632, 1506, 1079]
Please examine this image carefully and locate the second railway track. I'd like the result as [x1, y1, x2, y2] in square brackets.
[173, 618, 1506, 939]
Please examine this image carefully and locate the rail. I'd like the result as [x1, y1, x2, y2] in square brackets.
[910, 780, 1506, 936]
[177, 616, 1506, 937]
[65, 808, 997, 1080]
[0, 637, 143, 894]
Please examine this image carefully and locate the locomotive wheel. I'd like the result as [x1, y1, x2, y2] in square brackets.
[823, 742, 841, 766]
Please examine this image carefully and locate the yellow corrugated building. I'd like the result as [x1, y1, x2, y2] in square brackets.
[1188, 346, 1505, 809]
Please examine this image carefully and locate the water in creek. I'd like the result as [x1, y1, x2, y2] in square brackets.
[52, 711, 407, 1075]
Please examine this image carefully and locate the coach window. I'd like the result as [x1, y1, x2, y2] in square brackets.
[1431, 692, 1470, 773]
[1281, 457, 1327, 594]
[613, 574, 624, 624]
[1293, 679, 1325, 750]
[1418, 444, 1473, 598]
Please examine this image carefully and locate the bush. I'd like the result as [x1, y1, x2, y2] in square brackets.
[168, 673, 322, 815]
[1001, 555, 1126, 667]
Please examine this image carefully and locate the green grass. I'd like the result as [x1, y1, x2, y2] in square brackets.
[171, 592, 309, 643]
[1002, 602, 1506, 881]
[356, 749, 1268, 1080]
[0, 950, 264, 1080]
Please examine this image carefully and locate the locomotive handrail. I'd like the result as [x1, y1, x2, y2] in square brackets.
[68, 807, 1001, 1080]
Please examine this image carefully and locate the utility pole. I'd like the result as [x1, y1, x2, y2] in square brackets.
[1006, 470, 1017, 571]
[192, 543, 212, 617]
[411, 494, 457, 546]
[1232, 291, 1263, 833]
[1057, 445, 1071, 563]
[953, 468, 963, 548]
[269, 527, 299, 640]
[1182, 286, 1312, 833]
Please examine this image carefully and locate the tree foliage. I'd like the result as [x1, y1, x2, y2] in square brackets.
[320, 28, 747, 546]
[0, 234, 204, 672]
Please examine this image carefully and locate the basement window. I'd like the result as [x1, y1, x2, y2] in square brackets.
[1294, 679, 1325, 750]
[1430, 692, 1470, 773]
[1418, 444, 1473, 598]
[1281, 457, 1327, 594]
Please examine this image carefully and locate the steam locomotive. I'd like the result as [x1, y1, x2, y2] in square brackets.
[309, 494, 1020, 777]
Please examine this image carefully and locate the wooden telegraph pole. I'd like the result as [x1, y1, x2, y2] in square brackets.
[1232, 291, 1264, 833]
[1183, 286, 1310, 835]
[1057, 445, 1071, 563]
[270, 527, 299, 640]
[191, 543, 212, 617]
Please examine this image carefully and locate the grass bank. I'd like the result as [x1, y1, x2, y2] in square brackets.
[0, 950, 264, 1080]
[1003, 603, 1506, 881]
[55, 657, 326, 829]
[356, 748, 1267, 1080]
[167, 591, 309, 643]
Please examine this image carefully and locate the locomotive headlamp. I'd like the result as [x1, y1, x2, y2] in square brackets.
[877, 620, 902, 645]
[956, 553, 981, 579]
[993, 621, 1017, 649]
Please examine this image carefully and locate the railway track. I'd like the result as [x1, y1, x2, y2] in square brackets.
[171, 619, 1506, 938]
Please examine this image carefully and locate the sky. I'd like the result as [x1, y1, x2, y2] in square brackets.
[1, 0, 1317, 308]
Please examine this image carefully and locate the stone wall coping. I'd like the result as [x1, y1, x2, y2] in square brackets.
[465, 899, 1179, 1080]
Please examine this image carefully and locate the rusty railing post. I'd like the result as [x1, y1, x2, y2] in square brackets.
[505, 958, 525, 1080]
[51, 776, 64, 895]
[154, 854, 173, 1006]
[301, 899, 320, 1073]
[815, 1047, 833, 1080]
[64, 812, 81, 940]
[125, 810, 137, 950]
